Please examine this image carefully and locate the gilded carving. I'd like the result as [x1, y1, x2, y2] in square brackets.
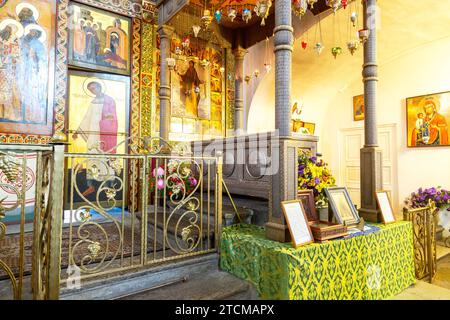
[140, 22, 155, 137]
[130, 17, 142, 149]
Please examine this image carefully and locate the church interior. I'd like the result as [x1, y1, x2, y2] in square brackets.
[1, 0, 450, 301]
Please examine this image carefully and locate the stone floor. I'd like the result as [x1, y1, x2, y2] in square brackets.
[393, 245, 450, 300]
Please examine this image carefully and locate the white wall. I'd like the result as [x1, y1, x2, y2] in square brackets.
[246, 1, 450, 212]
[322, 37, 450, 212]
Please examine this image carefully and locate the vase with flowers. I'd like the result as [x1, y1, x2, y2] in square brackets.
[298, 150, 336, 219]
[404, 186, 450, 242]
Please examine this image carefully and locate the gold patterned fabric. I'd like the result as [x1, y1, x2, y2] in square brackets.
[220, 222, 416, 300]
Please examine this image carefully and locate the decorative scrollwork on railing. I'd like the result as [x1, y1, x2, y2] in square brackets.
[0, 151, 21, 183]
[404, 201, 437, 282]
[69, 158, 123, 274]
[164, 159, 203, 254]
[0, 180, 22, 300]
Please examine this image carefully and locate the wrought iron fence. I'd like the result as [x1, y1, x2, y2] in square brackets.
[60, 139, 223, 288]
[0, 143, 64, 300]
[0, 138, 223, 299]
[403, 200, 437, 283]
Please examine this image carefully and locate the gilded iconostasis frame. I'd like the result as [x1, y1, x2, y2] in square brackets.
[0, 0, 234, 145]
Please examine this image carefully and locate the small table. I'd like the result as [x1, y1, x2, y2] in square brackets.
[220, 222, 416, 300]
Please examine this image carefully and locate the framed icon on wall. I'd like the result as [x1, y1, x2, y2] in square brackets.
[68, 1, 132, 75]
[406, 91, 450, 148]
[0, 0, 57, 136]
[353, 94, 364, 121]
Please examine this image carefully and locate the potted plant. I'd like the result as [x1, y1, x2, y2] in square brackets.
[404, 187, 450, 241]
[298, 150, 336, 220]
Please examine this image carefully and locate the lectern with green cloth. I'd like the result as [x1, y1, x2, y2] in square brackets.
[220, 222, 415, 300]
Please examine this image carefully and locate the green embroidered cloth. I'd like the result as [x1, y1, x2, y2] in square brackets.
[220, 222, 416, 300]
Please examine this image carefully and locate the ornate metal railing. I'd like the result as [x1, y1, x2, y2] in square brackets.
[0, 138, 223, 300]
[60, 138, 223, 288]
[403, 200, 437, 283]
[0, 143, 65, 300]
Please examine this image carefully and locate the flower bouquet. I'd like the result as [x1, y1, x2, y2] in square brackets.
[149, 160, 198, 202]
[405, 187, 450, 242]
[298, 150, 336, 207]
[404, 187, 450, 210]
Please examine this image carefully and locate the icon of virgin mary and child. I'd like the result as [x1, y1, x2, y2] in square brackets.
[411, 97, 449, 146]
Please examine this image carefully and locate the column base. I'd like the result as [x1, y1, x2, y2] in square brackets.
[359, 146, 383, 223]
[265, 222, 291, 243]
[358, 207, 382, 223]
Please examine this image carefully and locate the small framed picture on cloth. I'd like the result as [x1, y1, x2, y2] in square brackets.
[281, 200, 314, 248]
[375, 190, 396, 224]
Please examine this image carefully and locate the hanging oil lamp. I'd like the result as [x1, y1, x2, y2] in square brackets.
[293, 0, 308, 17]
[254, 0, 272, 26]
[214, 9, 222, 23]
[182, 37, 190, 49]
[228, 8, 237, 22]
[314, 42, 324, 55]
[244, 75, 252, 84]
[192, 25, 201, 37]
[242, 8, 252, 23]
[341, 0, 348, 9]
[264, 63, 271, 73]
[301, 39, 307, 49]
[347, 40, 359, 55]
[350, 12, 358, 27]
[307, 0, 318, 9]
[200, 59, 210, 68]
[326, 0, 340, 13]
[254, 69, 260, 78]
[219, 66, 225, 74]
[201, 9, 213, 29]
[358, 28, 370, 43]
[331, 46, 342, 59]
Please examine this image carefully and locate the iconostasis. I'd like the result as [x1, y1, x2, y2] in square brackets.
[0, 0, 235, 145]
[153, 7, 235, 142]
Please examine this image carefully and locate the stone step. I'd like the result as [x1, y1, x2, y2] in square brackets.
[60, 253, 221, 300]
[117, 269, 258, 300]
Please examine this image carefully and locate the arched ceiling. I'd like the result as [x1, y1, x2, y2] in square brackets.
[291, 0, 450, 105]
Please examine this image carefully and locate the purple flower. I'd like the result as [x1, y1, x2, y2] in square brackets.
[314, 177, 320, 185]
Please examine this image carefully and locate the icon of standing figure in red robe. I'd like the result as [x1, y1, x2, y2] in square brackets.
[72, 80, 118, 196]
